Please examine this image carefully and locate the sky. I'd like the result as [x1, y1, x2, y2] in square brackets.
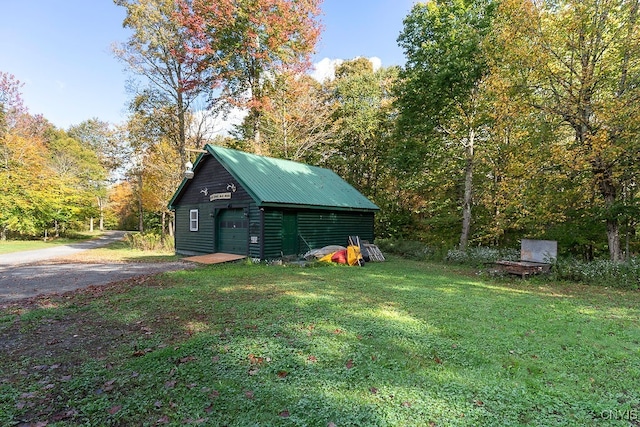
[0, 0, 416, 130]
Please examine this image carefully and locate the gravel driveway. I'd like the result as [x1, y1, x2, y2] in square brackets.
[0, 231, 195, 303]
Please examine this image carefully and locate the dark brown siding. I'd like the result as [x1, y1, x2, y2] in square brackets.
[178, 155, 253, 206]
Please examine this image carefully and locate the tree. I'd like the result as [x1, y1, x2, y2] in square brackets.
[0, 72, 25, 134]
[178, 0, 323, 153]
[396, 0, 497, 249]
[237, 71, 335, 162]
[493, 0, 640, 261]
[140, 137, 183, 238]
[47, 130, 108, 234]
[114, 0, 208, 170]
[327, 58, 398, 200]
[67, 119, 119, 231]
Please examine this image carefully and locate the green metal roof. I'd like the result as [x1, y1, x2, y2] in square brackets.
[170, 145, 379, 212]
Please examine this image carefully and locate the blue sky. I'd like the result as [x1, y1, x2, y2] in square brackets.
[0, 0, 415, 130]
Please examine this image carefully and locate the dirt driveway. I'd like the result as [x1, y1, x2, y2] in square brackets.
[0, 232, 195, 304]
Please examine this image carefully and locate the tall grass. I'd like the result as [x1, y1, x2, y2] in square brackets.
[551, 257, 640, 290]
[124, 232, 175, 252]
[377, 238, 640, 290]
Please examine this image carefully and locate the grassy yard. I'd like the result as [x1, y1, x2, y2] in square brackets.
[56, 240, 182, 264]
[1, 258, 639, 426]
[0, 233, 100, 255]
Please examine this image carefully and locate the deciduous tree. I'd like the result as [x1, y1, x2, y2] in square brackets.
[114, 0, 208, 170]
[395, 0, 497, 249]
[493, 0, 640, 261]
[178, 0, 323, 153]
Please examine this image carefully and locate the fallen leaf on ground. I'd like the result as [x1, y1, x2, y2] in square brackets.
[248, 354, 265, 365]
[279, 410, 290, 418]
[108, 405, 121, 415]
[277, 370, 288, 378]
[346, 359, 354, 369]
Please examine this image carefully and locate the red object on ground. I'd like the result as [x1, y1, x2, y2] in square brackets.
[331, 249, 348, 264]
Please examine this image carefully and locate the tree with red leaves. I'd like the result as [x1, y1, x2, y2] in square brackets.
[0, 71, 26, 134]
[178, 0, 323, 153]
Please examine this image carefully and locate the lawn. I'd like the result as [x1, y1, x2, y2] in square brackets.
[55, 240, 182, 263]
[1, 258, 638, 426]
[0, 233, 99, 255]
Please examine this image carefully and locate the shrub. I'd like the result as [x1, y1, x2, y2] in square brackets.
[124, 232, 174, 252]
[446, 246, 520, 267]
[375, 237, 437, 261]
[551, 257, 640, 290]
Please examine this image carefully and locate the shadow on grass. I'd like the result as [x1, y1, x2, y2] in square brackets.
[1, 260, 639, 426]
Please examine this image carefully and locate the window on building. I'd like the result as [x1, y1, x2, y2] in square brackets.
[189, 209, 199, 231]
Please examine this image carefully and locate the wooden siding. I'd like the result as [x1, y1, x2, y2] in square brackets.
[177, 155, 253, 206]
[260, 209, 375, 259]
[262, 210, 283, 259]
[175, 204, 215, 255]
[297, 211, 375, 251]
[248, 204, 261, 259]
[174, 155, 255, 256]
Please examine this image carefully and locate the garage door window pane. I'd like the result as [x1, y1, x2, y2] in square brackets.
[190, 209, 198, 231]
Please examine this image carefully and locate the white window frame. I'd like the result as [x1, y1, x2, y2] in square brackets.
[189, 209, 199, 231]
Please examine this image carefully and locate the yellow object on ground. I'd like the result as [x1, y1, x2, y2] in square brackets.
[318, 245, 363, 266]
[347, 245, 363, 266]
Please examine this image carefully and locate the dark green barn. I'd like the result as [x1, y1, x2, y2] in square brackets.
[168, 145, 379, 259]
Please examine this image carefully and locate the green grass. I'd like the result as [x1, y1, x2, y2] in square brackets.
[1, 258, 639, 426]
[58, 240, 181, 263]
[0, 232, 100, 254]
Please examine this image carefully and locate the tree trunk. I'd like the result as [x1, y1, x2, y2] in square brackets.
[98, 197, 104, 232]
[252, 108, 262, 155]
[607, 219, 622, 262]
[459, 130, 475, 250]
[90, 217, 94, 232]
[161, 210, 166, 240]
[595, 160, 623, 262]
[137, 172, 144, 233]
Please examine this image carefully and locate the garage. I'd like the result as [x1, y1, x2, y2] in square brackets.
[217, 209, 248, 255]
[169, 144, 379, 260]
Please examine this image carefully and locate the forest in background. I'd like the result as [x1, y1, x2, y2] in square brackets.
[1, 0, 639, 263]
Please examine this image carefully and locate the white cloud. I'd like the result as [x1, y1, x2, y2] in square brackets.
[310, 57, 344, 83]
[192, 106, 247, 139]
[310, 56, 383, 83]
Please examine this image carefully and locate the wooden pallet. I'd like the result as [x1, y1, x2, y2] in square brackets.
[362, 243, 385, 262]
[492, 260, 551, 278]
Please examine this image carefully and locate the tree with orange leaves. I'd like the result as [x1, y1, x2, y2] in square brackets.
[178, 0, 323, 153]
